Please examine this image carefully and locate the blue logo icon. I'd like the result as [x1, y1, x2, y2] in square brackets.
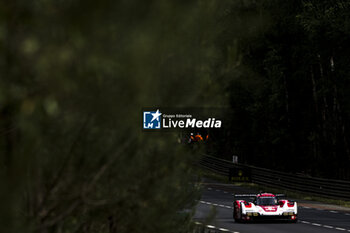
[143, 109, 162, 129]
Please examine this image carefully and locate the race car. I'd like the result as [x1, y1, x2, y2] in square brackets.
[233, 193, 297, 222]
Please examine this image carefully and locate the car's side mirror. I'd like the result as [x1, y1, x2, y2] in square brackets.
[278, 200, 284, 207]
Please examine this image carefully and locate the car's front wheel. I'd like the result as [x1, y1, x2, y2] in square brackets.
[233, 203, 241, 222]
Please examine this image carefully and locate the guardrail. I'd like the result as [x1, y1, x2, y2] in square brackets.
[199, 155, 350, 201]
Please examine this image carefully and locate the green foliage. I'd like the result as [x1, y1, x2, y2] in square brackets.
[0, 1, 224, 232]
[211, 0, 350, 179]
[3, 0, 350, 232]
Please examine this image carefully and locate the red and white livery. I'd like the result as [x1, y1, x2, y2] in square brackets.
[233, 193, 297, 222]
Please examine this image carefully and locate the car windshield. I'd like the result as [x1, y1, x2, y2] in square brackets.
[257, 197, 277, 206]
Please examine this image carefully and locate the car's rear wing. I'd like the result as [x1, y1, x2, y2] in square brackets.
[233, 194, 256, 202]
[234, 194, 257, 198]
[234, 193, 287, 198]
[275, 194, 287, 198]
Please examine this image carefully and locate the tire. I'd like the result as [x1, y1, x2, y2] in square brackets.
[233, 203, 240, 222]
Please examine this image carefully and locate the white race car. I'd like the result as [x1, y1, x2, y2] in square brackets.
[233, 193, 297, 222]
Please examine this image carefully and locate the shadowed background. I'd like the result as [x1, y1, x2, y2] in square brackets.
[1, 0, 350, 232]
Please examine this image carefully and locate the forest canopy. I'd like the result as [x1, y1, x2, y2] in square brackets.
[1, 0, 350, 232]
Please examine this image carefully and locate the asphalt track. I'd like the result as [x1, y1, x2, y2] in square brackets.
[194, 181, 350, 233]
